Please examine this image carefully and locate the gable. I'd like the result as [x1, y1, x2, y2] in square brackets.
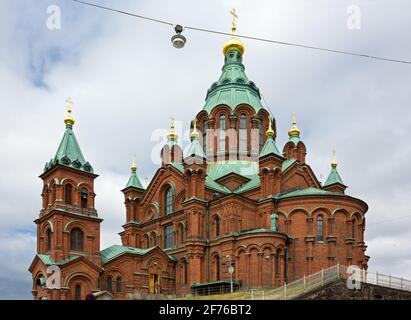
[215, 172, 251, 192]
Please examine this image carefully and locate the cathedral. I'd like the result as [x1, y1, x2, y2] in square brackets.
[29, 24, 369, 300]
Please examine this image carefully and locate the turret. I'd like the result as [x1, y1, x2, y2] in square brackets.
[259, 116, 283, 197]
[161, 116, 183, 166]
[283, 112, 307, 163]
[121, 159, 145, 223]
[323, 150, 347, 193]
[183, 118, 207, 199]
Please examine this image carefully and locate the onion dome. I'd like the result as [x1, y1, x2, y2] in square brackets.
[288, 112, 301, 138]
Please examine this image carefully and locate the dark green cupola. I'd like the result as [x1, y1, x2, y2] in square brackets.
[44, 98, 93, 173]
[203, 25, 264, 114]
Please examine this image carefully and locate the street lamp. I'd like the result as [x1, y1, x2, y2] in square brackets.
[226, 255, 234, 293]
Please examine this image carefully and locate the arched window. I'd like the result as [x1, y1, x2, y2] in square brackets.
[202, 121, 207, 151]
[215, 255, 221, 280]
[164, 224, 173, 249]
[70, 228, 84, 251]
[181, 260, 188, 285]
[179, 224, 185, 244]
[116, 277, 122, 292]
[352, 220, 356, 239]
[259, 120, 264, 151]
[65, 184, 72, 205]
[44, 190, 49, 208]
[75, 284, 82, 300]
[106, 276, 112, 292]
[165, 186, 173, 215]
[80, 188, 88, 208]
[52, 187, 56, 204]
[316, 216, 324, 241]
[214, 216, 220, 238]
[239, 113, 247, 153]
[274, 254, 279, 275]
[46, 228, 52, 251]
[219, 115, 226, 152]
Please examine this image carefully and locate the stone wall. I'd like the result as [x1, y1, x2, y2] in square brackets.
[298, 279, 411, 300]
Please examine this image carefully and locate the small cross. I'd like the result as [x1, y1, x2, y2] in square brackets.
[65, 97, 73, 112]
[230, 8, 238, 33]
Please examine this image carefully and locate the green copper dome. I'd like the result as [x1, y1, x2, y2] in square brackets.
[44, 124, 93, 173]
[259, 136, 282, 158]
[203, 49, 264, 113]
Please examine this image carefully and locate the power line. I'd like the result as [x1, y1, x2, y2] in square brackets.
[71, 0, 411, 65]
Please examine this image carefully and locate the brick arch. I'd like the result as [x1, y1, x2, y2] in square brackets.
[40, 220, 54, 234]
[195, 110, 209, 125]
[261, 243, 275, 253]
[64, 272, 94, 287]
[209, 104, 231, 120]
[332, 208, 350, 219]
[288, 207, 310, 218]
[149, 231, 158, 247]
[63, 220, 91, 234]
[350, 211, 364, 223]
[234, 104, 255, 118]
[145, 255, 165, 271]
[76, 182, 93, 191]
[311, 207, 332, 218]
[245, 243, 261, 253]
[105, 267, 126, 280]
[175, 190, 185, 210]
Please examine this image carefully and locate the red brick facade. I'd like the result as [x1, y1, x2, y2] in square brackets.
[29, 45, 369, 300]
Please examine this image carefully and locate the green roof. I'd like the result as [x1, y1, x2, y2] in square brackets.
[205, 176, 231, 194]
[282, 158, 296, 171]
[100, 244, 177, 264]
[125, 170, 144, 190]
[259, 137, 281, 158]
[186, 139, 205, 158]
[203, 49, 263, 113]
[289, 135, 301, 145]
[101, 244, 153, 264]
[170, 162, 184, 172]
[37, 254, 81, 266]
[44, 124, 93, 173]
[207, 160, 258, 181]
[323, 168, 344, 187]
[278, 187, 338, 199]
[234, 174, 260, 193]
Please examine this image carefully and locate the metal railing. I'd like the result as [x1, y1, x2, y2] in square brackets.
[174, 264, 411, 300]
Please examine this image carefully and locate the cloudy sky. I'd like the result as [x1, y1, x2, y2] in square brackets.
[0, 0, 410, 299]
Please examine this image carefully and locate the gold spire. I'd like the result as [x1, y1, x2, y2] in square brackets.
[223, 8, 245, 56]
[64, 97, 75, 126]
[331, 150, 337, 169]
[167, 116, 178, 140]
[191, 117, 199, 139]
[131, 157, 137, 172]
[288, 112, 301, 137]
[266, 115, 275, 138]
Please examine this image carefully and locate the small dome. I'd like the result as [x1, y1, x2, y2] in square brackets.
[223, 37, 245, 56]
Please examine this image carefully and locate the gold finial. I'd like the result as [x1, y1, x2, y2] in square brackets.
[223, 8, 245, 56]
[266, 115, 275, 138]
[191, 118, 199, 139]
[288, 112, 301, 137]
[131, 156, 137, 172]
[331, 150, 337, 169]
[167, 116, 178, 140]
[64, 97, 75, 126]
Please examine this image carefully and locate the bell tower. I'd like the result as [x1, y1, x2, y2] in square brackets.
[35, 98, 102, 265]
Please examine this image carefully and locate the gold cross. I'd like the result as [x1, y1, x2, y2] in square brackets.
[65, 97, 74, 113]
[230, 8, 238, 34]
